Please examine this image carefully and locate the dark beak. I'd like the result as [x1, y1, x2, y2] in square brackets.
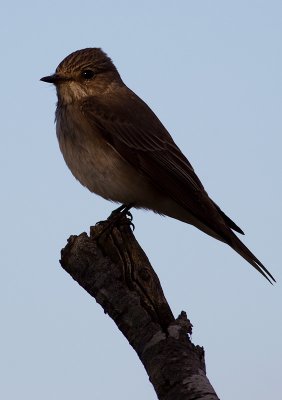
[40, 73, 68, 84]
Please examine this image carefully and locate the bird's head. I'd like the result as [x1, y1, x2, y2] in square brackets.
[41, 48, 122, 104]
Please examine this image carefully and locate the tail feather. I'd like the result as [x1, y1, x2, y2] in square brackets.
[229, 233, 276, 284]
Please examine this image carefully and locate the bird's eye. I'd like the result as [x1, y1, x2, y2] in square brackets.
[81, 70, 95, 80]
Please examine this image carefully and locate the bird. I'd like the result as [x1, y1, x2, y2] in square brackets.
[41, 47, 275, 283]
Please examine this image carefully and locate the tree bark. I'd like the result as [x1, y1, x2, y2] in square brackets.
[60, 215, 219, 400]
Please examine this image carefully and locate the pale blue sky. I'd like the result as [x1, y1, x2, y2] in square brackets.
[1, 1, 281, 399]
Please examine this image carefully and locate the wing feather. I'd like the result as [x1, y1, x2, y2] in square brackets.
[81, 88, 242, 236]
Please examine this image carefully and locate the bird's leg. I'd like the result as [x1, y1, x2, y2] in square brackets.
[108, 203, 134, 222]
[95, 203, 135, 239]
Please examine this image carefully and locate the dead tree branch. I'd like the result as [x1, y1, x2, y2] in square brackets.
[60, 216, 219, 400]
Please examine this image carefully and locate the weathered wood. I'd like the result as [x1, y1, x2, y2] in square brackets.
[60, 216, 219, 400]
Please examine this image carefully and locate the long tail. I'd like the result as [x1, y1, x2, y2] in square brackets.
[228, 232, 276, 284]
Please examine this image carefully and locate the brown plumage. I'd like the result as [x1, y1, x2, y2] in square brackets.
[41, 48, 275, 283]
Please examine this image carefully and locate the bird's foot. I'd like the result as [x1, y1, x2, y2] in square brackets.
[107, 203, 134, 222]
[95, 203, 135, 239]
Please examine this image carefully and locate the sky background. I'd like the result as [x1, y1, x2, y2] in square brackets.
[1, 1, 282, 399]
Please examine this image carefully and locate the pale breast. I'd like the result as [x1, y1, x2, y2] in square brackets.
[55, 104, 161, 205]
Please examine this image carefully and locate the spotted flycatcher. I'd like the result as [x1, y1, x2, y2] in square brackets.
[41, 48, 275, 283]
